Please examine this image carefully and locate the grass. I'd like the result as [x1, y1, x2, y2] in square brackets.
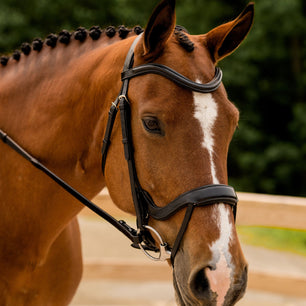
[237, 226, 306, 257]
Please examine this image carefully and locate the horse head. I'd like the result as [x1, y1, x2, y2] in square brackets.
[104, 0, 254, 305]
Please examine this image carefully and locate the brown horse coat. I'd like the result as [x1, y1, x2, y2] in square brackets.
[0, 0, 254, 305]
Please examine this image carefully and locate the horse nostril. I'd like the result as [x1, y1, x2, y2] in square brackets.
[189, 268, 214, 301]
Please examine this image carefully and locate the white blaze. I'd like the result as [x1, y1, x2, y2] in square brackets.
[193, 91, 233, 305]
[193, 91, 218, 184]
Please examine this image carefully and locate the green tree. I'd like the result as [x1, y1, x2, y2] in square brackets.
[222, 0, 306, 196]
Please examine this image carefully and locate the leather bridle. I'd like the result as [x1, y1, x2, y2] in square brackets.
[0, 33, 238, 265]
[101, 34, 238, 264]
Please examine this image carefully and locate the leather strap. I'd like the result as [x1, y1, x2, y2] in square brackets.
[147, 184, 237, 220]
[101, 100, 119, 174]
[170, 204, 194, 264]
[0, 128, 142, 246]
[123, 34, 143, 72]
[122, 64, 222, 93]
[101, 34, 143, 175]
[119, 96, 148, 229]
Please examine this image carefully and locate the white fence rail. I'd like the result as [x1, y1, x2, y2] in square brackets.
[82, 191, 306, 298]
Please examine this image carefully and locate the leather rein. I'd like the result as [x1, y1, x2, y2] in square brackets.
[0, 33, 238, 265]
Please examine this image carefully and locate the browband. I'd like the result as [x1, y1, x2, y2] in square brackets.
[122, 64, 222, 94]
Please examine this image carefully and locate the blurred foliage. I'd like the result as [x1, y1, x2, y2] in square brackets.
[238, 226, 306, 256]
[0, 0, 305, 196]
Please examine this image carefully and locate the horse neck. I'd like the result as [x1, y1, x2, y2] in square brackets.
[0, 35, 134, 237]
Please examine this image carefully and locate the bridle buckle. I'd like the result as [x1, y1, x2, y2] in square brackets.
[118, 94, 128, 103]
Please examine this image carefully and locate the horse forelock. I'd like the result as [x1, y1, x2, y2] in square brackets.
[174, 25, 194, 52]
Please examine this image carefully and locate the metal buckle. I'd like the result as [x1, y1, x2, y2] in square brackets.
[138, 225, 171, 261]
[118, 94, 128, 102]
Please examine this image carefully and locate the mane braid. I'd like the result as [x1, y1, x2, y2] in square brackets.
[32, 38, 43, 51]
[46, 34, 58, 48]
[12, 50, 21, 61]
[133, 26, 144, 35]
[118, 25, 131, 39]
[106, 26, 116, 38]
[74, 27, 87, 42]
[58, 30, 71, 44]
[21, 42, 31, 55]
[0, 56, 9, 66]
[89, 26, 102, 40]
[0, 25, 144, 67]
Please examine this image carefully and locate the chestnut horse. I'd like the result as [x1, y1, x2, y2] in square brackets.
[0, 0, 254, 305]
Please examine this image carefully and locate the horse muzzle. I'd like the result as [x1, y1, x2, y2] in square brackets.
[173, 248, 248, 306]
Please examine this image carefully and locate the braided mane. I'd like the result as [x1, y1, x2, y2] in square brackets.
[0, 24, 194, 67]
[0, 25, 143, 67]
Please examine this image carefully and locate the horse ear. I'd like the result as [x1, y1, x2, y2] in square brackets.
[143, 0, 176, 60]
[205, 2, 254, 63]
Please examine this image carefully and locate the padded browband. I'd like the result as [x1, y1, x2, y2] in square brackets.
[122, 64, 223, 94]
[146, 184, 237, 221]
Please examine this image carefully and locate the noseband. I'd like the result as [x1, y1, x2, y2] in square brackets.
[0, 34, 238, 266]
[101, 34, 238, 264]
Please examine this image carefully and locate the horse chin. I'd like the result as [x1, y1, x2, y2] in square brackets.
[173, 269, 198, 306]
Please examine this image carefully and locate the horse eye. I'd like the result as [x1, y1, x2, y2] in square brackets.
[142, 117, 162, 134]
